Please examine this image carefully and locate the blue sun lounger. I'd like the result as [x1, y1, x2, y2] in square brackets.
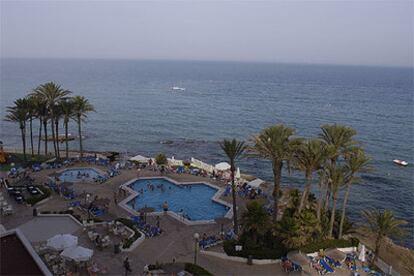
[320, 258, 334, 273]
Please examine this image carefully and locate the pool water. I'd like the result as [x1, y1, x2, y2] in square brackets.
[58, 168, 103, 182]
[127, 178, 229, 221]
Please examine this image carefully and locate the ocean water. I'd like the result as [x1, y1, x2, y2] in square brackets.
[1, 59, 413, 247]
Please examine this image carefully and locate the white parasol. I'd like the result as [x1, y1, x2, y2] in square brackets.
[61, 246, 93, 262]
[47, 234, 78, 251]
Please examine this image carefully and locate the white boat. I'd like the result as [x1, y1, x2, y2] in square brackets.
[393, 159, 408, 166]
[171, 86, 185, 91]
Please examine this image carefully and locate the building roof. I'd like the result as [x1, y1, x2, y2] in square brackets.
[0, 229, 51, 276]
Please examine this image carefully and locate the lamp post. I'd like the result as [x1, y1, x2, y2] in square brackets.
[193, 233, 200, 264]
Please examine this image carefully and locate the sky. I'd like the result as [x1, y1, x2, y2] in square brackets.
[0, 0, 413, 67]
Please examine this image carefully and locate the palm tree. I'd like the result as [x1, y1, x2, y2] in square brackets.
[362, 209, 407, 266]
[319, 124, 357, 213]
[316, 169, 328, 221]
[319, 124, 357, 164]
[25, 95, 37, 157]
[52, 103, 64, 159]
[251, 124, 300, 222]
[338, 147, 370, 239]
[60, 98, 75, 159]
[32, 82, 71, 158]
[5, 98, 29, 161]
[219, 138, 247, 235]
[32, 95, 47, 155]
[326, 164, 345, 238]
[241, 201, 271, 244]
[293, 139, 327, 214]
[72, 96, 95, 158]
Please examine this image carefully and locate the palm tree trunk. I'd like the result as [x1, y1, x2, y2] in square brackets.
[20, 125, 27, 161]
[328, 192, 338, 238]
[50, 118, 57, 158]
[65, 119, 69, 159]
[272, 161, 282, 223]
[372, 235, 382, 266]
[338, 183, 351, 239]
[37, 118, 42, 155]
[324, 184, 331, 212]
[298, 170, 312, 213]
[29, 117, 34, 157]
[77, 115, 83, 158]
[230, 162, 238, 235]
[43, 119, 48, 155]
[55, 119, 60, 159]
[317, 178, 326, 221]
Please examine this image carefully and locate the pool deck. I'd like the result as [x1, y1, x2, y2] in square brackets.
[118, 176, 233, 225]
[0, 163, 386, 275]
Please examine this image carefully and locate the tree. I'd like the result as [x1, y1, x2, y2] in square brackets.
[278, 208, 321, 249]
[32, 82, 71, 158]
[25, 95, 37, 157]
[241, 201, 271, 244]
[338, 147, 370, 239]
[219, 138, 247, 235]
[155, 153, 167, 165]
[293, 139, 327, 214]
[319, 124, 357, 214]
[32, 95, 48, 155]
[362, 209, 407, 266]
[5, 99, 29, 161]
[251, 124, 300, 222]
[60, 98, 75, 159]
[326, 164, 346, 238]
[72, 96, 95, 158]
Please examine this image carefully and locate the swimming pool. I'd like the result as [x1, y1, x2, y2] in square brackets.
[126, 178, 230, 221]
[58, 168, 104, 182]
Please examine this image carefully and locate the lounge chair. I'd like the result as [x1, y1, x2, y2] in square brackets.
[320, 258, 334, 273]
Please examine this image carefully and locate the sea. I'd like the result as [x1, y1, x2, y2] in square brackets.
[1, 58, 413, 247]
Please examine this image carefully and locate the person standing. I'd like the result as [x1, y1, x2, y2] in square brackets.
[123, 256, 132, 276]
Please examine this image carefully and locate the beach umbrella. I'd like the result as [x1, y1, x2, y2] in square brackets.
[358, 244, 366, 262]
[215, 162, 231, 171]
[325, 248, 346, 262]
[61, 246, 93, 262]
[129, 155, 149, 163]
[235, 167, 241, 179]
[47, 234, 78, 251]
[287, 251, 310, 267]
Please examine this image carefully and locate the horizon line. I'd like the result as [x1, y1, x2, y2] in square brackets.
[1, 56, 413, 69]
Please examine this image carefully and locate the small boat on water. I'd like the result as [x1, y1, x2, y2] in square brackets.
[393, 159, 408, 166]
[171, 86, 185, 91]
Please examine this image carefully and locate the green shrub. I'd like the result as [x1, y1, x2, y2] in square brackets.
[26, 186, 51, 206]
[155, 153, 167, 165]
[184, 263, 212, 276]
[300, 238, 359, 253]
[115, 218, 142, 249]
[223, 240, 287, 260]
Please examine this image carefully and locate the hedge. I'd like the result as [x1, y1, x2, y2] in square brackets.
[184, 263, 213, 276]
[223, 240, 287, 260]
[299, 238, 359, 253]
[26, 186, 51, 206]
[115, 218, 142, 249]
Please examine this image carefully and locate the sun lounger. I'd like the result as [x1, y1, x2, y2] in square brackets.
[325, 256, 341, 267]
[320, 258, 334, 273]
